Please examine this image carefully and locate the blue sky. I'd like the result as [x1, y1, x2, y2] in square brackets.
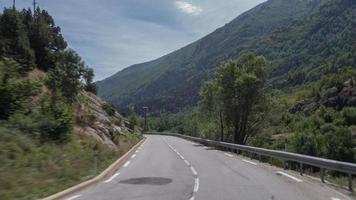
[1, 0, 265, 81]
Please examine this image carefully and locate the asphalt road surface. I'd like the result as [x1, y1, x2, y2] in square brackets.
[65, 135, 352, 200]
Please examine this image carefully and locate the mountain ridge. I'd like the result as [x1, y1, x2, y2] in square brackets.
[97, 0, 351, 113]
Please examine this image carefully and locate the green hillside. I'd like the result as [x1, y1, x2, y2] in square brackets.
[97, 0, 345, 113]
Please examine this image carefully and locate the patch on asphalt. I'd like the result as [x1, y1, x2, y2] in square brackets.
[119, 177, 172, 185]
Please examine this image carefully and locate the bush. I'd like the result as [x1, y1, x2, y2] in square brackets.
[342, 107, 356, 125]
[128, 115, 138, 130]
[39, 97, 74, 143]
[102, 103, 115, 116]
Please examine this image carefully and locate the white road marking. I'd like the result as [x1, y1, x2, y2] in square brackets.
[162, 137, 199, 200]
[135, 150, 139, 153]
[242, 159, 258, 166]
[276, 171, 303, 182]
[194, 178, 200, 192]
[331, 198, 341, 200]
[123, 161, 131, 168]
[184, 159, 191, 166]
[190, 166, 198, 176]
[131, 154, 136, 158]
[224, 153, 234, 158]
[104, 173, 120, 183]
[66, 195, 81, 200]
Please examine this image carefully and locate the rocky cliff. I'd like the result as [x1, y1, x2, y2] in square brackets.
[289, 79, 356, 115]
[75, 91, 140, 150]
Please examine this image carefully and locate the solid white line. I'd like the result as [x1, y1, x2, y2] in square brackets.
[190, 166, 197, 176]
[66, 195, 81, 200]
[123, 161, 131, 168]
[194, 178, 199, 192]
[104, 173, 120, 183]
[276, 171, 303, 182]
[180, 155, 185, 160]
[242, 159, 257, 166]
[224, 153, 234, 158]
[131, 154, 136, 158]
[184, 159, 191, 166]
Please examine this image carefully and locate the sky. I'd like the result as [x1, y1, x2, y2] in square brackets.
[1, 0, 266, 81]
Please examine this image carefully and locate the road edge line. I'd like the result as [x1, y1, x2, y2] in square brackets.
[41, 137, 146, 200]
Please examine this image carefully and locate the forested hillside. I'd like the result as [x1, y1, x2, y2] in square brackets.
[0, 7, 141, 199]
[96, 0, 346, 113]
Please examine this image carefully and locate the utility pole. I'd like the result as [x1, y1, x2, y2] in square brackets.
[12, 0, 15, 10]
[143, 107, 148, 132]
[33, 0, 37, 15]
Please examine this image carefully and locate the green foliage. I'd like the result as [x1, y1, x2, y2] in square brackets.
[83, 68, 97, 94]
[201, 53, 269, 144]
[0, 59, 41, 120]
[0, 8, 35, 71]
[128, 115, 138, 129]
[342, 107, 356, 126]
[47, 50, 94, 103]
[102, 103, 115, 116]
[24, 8, 67, 71]
[38, 96, 74, 143]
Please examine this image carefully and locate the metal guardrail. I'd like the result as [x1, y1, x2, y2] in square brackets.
[147, 132, 356, 191]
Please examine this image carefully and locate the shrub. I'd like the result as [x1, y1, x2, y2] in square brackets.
[102, 103, 115, 116]
[39, 96, 74, 143]
[342, 107, 356, 125]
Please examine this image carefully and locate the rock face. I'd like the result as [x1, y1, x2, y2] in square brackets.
[75, 91, 139, 150]
[289, 80, 356, 114]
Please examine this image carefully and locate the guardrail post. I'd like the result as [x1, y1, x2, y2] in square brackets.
[299, 163, 303, 176]
[321, 168, 325, 183]
[348, 173, 353, 191]
[258, 154, 262, 162]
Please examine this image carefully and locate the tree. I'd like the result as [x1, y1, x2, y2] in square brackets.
[0, 8, 35, 72]
[27, 8, 67, 71]
[200, 81, 225, 141]
[47, 50, 85, 103]
[201, 53, 269, 144]
[83, 67, 97, 94]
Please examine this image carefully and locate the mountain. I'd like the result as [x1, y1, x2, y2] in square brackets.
[97, 0, 355, 113]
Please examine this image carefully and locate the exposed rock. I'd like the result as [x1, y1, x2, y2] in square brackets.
[289, 79, 356, 114]
[75, 91, 140, 150]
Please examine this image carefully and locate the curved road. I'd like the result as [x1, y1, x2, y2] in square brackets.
[65, 135, 352, 200]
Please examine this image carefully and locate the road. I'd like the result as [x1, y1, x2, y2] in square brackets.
[65, 135, 352, 200]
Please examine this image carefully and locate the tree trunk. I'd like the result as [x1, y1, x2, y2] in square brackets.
[219, 111, 224, 141]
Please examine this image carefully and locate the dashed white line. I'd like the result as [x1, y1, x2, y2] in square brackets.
[104, 172, 120, 183]
[66, 195, 81, 200]
[224, 153, 234, 158]
[242, 159, 258, 166]
[330, 198, 341, 200]
[194, 178, 200, 192]
[162, 138, 199, 200]
[190, 166, 198, 176]
[184, 159, 191, 166]
[276, 171, 303, 182]
[131, 154, 136, 159]
[135, 150, 139, 153]
[123, 161, 131, 168]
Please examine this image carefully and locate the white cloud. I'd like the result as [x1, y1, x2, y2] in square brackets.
[175, 1, 203, 15]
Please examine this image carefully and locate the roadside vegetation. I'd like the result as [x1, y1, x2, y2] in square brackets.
[0, 7, 141, 200]
[147, 54, 356, 164]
